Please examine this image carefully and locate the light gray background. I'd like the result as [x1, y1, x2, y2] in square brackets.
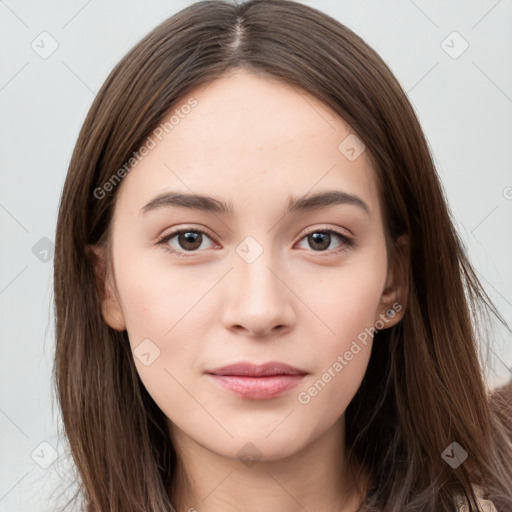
[1, 1, 511, 510]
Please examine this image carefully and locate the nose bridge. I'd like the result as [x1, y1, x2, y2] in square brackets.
[234, 238, 284, 309]
[221, 235, 294, 335]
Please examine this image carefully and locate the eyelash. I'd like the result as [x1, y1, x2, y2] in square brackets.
[156, 226, 355, 258]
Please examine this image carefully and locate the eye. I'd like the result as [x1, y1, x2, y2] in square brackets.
[157, 226, 354, 258]
[296, 228, 354, 254]
[157, 228, 217, 257]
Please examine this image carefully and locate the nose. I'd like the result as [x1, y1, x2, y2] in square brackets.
[221, 249, 296, 338]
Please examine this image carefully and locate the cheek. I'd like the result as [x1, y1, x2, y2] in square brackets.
[113, 248, 228, 405]
[114, 258, 210, 422]
[293, 251, 386, 412]
[115, 249, 211, 340]
[295, 248, 387, 344]
[295, 344, 372, 434]
[294, 293, 378, 422]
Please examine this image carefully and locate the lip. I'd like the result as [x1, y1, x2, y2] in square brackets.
[205, 362, 308, 400]
[206, 361, 307, 377]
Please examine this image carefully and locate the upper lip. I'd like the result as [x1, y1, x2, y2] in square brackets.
[206, 361, 307, 377]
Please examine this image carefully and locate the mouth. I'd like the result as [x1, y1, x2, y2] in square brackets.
[205, 361, 308, 400]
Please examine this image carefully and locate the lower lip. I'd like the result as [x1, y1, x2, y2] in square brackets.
[206, 374, 306, 399]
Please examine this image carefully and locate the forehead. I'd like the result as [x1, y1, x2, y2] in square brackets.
[115, 69, 380, 219]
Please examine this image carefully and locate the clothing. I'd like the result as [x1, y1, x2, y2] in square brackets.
[454, 484, 497, 512]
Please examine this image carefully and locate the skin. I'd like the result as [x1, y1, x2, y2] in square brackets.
[92, 69, 408, 512]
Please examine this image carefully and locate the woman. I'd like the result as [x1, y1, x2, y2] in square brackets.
[53, 0, 512, 510]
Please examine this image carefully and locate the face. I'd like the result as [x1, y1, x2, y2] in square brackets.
[93, 69, 406, 464]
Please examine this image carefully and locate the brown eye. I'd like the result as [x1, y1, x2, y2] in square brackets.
[177, 231, 203, 251]
[297, 229, 353, 253]
[307, 232, 331, 251]
[157, 228, 216, 256]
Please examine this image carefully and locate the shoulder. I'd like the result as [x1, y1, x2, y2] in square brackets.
[453, 484, 497, 512]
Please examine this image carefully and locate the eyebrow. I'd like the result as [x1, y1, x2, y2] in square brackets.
[141, 190, 370, 216]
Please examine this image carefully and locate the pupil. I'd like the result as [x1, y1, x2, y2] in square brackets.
[180, 232, 201, 250]
[310, 232, 330, 250]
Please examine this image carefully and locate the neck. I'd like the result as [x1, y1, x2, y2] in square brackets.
[167, 416, 370, 512]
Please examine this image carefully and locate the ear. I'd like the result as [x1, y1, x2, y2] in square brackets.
[376, 234, 409, 328]
[85, 244, 126, 332]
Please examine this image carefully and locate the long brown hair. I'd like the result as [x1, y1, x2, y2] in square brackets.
[52, 0, 512, 510]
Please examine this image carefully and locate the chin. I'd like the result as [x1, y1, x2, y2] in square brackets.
[218, 427, 313, 463]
